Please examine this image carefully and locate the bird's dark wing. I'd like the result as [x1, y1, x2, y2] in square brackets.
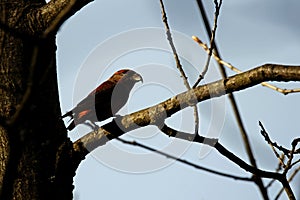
[62, 69, 142, 131]
[92, 80, 116, 96]
[71, 80, 116, 118]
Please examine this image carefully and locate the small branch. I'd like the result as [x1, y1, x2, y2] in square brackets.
[193, 0, 222, 88]
[161, 126, 296, 200]
[261, 83, 300, 95]
[74, 119, 282, 180]
[291, 138, 300, 152]
[116, 137, 252, 182]
[285, 138, 300, 172]
[192, 36, 300, 95]
[160, 125, 282, 179]
[159, 0, 200, 145]
[159, 0, 190, 89]
[288, 165, 300, 181]
[259, 122, 299, 200]
[95, 122, 292, 184]
[259, 121, 287, 167]
[42, 0, 77, 38]
[194, 2, 268, 198]
[275, 176, 296, 200]
[291, 159, 300, 167]
[275, 166, 300, 200]
[259, 122, 300, 168]
[266, 154, 285, 189]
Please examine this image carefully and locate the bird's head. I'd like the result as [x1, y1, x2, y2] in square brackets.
[112, 69, 143, 84]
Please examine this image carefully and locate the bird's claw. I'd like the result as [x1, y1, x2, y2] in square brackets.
[84, 121, 99, 132]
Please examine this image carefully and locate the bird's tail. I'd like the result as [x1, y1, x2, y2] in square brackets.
[66, 120, 76, 131]
[61, 111, 73, 119]
[61, 111, 76, 131]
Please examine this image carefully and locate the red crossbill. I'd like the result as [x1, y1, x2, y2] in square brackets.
[61, 69, 143, 130]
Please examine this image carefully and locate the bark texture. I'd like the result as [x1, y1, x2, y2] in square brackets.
[0, 0, 80, 199]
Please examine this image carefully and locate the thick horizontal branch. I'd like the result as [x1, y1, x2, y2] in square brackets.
[73, 64, 300, 154]
[0, 0, 92, 38]
[121, 64, 300, 130]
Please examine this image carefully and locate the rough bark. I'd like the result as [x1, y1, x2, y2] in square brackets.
[0, 0, 89, 199]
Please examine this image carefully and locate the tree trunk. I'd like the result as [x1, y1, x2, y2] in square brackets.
[0, 0, 80, 199]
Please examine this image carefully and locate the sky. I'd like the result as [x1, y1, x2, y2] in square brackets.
[56, 0, 300, 199]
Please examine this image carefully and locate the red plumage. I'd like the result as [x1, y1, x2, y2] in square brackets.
[61, 69, 143, 130]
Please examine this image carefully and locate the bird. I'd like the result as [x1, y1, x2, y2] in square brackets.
[61, 69, 143, 131]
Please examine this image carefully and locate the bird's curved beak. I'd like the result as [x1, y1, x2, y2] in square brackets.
[133, 73, 143, 83]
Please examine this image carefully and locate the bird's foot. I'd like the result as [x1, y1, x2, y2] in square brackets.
[84, 121, 100, 132]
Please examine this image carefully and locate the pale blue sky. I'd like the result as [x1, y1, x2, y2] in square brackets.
[57, 0, 300, 199]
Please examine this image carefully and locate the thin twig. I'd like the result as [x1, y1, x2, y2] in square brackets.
[265, 179, 276, 191]
[193, 0, 222, 88]
[192, 35, 300, 95]
[266, 154, 285, 189]
[159, 0, 200, 140]
[162, 125, 296, 200]
[289, 165, 300, 180]
[116, 137, 252, 181]
[259, 121, 287, 167]
[159, 0, 189, 89]
[195, 1, 269, 199]
[285, 138, 300, 172]
[259, 122, 299, 199]
[160, 124, 287, 180]
[276, 154, 285, 171]
[291, 159, 300, 167]
[259, 122, 297, 156]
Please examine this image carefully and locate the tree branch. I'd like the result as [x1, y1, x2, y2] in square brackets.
[159, 0, 201, 152]
[72, 64, 299, 199]
[259, 121, 287, 168]
[193, 5, 270, 199]
[0, 0, 92, 126]
[116, 137, 252, 182]
[73, 64, 300, 154]
[159, 0, 189, 87]
[194, 3, 271, 198]
[39, 0, 93, 37]
[0, 0, 92, 39]
[73, 115, 283, 180]
[193, 0, 222, 88]
[193, 35, 300, 95]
